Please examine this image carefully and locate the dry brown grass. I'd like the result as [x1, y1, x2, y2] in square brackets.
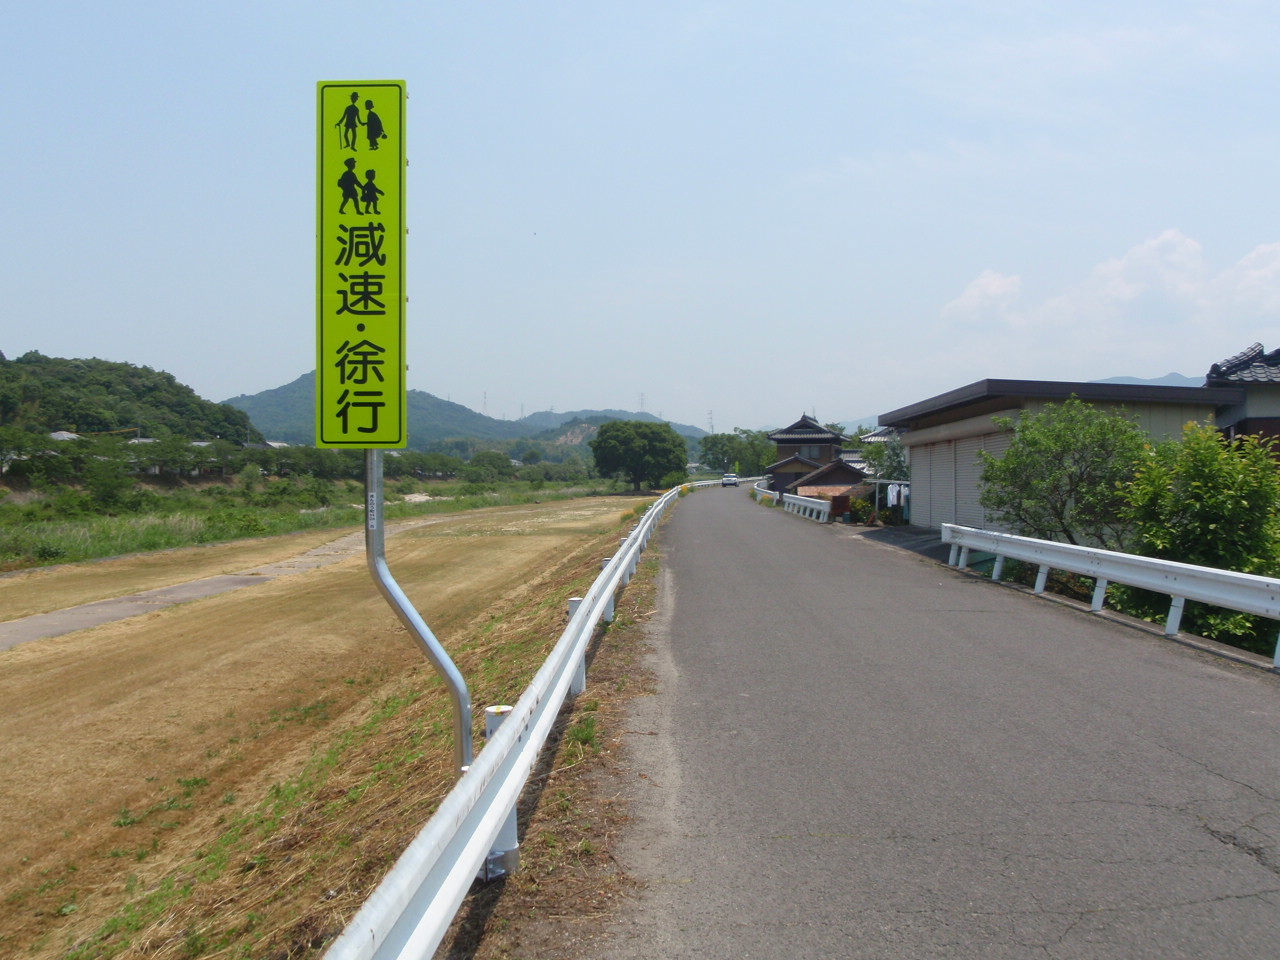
[0, 497, 655, 960]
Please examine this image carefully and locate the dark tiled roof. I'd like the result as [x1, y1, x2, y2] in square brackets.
[767, 413, 848, 443]
[765, 455, 823, 472]
[1207, 343, 1280, 383]
[788, 459, 867, 491]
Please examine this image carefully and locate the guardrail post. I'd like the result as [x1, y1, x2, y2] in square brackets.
[948, 544, 959, 567]
[601, 558, 615, 622]
[479, 705, 520, 881]
[1166, 596, 1186, 636]
[992, 555, 1005, 582]
[1091, 578, 1109, 612]
[1034, 565, 1050, 594]
[958, 546, 970, 569]
[620, 538, 634, 585]
[567, 598, 586, 695]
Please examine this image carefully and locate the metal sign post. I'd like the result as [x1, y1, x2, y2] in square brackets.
[364, 450, 473, 775]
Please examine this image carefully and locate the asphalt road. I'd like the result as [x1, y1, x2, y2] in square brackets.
[603, 487, 1280, 959]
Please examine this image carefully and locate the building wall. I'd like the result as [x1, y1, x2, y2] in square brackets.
[1022, 399, 1211, 442]
[1215, 384, 1280, 440]
[903, 400, 1216, 531]
[1241, 385, 1280, 418]
[908, 431, 1011, 531]
[775, 442, 839, 464]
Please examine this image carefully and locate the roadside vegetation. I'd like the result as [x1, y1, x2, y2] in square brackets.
[978, 398, 1280, 654]
[0, 435, 630, 573]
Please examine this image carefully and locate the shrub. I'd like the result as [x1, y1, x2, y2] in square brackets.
[979, 398, 1147, 548]
[848, 498, 874, 523]
[1116, 423, 1280, 650]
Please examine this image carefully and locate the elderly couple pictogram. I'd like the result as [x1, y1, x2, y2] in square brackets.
[335, 92, 387, 151]
[338, 159, 385, 215]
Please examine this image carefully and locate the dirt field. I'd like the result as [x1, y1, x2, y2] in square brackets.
[0, 496, 655, 959]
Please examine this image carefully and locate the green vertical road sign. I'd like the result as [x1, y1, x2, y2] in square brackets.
[316, 80, 406, 447]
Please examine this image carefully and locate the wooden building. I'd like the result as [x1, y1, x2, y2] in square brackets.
[764, 415, 848, 492]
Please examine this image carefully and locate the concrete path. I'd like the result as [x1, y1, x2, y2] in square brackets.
[604, 488, 1280, 959]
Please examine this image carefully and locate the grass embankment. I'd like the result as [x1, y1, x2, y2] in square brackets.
[0, 476, 627, 573]
[0, 496, 658, 960]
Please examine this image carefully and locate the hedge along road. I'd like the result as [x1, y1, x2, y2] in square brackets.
[601, 487, 1280, 960]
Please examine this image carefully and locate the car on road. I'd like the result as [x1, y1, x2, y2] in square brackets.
[721, 473, 739, 486]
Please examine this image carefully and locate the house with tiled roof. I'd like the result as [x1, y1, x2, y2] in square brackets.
[1205, 343, 1280, 441]
[787, 458, 868, 498]
[764, 414, 848, 492]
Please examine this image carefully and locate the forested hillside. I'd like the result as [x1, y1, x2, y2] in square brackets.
[226, 372, 709, 450]
[224, 371, 535, 448]
[0, 351, 261, 441]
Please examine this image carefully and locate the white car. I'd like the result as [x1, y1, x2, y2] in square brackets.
[721, 473, 739, 486]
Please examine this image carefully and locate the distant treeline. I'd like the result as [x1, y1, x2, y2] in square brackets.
[0, 430, 594, 488]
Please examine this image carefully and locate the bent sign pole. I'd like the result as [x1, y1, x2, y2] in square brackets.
[316, 80, 473, 775]
[364, 448, 473, 775]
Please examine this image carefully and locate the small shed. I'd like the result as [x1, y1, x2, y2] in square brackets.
[789, 459, 868, 498]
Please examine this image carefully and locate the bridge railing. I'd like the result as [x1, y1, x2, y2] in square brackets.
[751, 482, 831, 522]
[323, 480, 721, 960]
[782, 492, 831, 523]
[941, 523, 1280, 668]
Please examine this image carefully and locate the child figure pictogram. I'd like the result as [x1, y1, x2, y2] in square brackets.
[361, 170, 384, 215]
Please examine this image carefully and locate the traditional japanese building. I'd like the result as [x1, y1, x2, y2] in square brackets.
[1205, 343, 1280, 441]
[764, 414, 848, 492]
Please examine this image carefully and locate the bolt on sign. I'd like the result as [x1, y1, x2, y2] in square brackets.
[316, 80, 407, 448]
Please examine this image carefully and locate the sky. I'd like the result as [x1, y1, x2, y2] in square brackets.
[3, 1, 1280, 433]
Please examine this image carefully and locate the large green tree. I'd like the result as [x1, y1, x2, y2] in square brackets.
[590, 420, 688, 490]
[698, 428, 774, 475]
[978, 398, 1148, 548]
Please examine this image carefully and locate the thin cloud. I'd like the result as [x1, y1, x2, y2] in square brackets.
[938, 230, 1280, 381]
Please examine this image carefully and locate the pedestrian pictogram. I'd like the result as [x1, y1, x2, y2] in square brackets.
[316, 80, 406, 447]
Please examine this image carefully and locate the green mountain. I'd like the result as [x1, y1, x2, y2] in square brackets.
[0, 351, 261, 441]
[225, 372, 708, 449]
[1092, 373, 1201, 388]
[224, 371, 533, 448]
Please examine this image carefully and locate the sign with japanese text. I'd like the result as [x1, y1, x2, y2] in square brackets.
[316, 80, 406, 447]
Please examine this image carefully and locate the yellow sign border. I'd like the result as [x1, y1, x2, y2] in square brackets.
[315, 80, 407, 448]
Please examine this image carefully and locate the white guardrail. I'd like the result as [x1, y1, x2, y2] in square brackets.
[782, 493, 832, 523]
[752, 479, 778, 504]
[941, 523, 1280, 668]
[751, 480, 831, 522]
[324, 480, 722, 960]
